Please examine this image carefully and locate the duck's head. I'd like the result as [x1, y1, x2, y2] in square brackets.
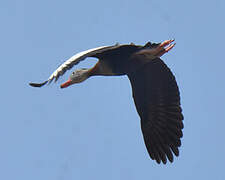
[60, 68, 90, 88]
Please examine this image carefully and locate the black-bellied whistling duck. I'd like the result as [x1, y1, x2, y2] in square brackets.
[30, 40, 183, 164]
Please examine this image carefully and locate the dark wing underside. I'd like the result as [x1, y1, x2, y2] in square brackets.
[128, 58, 183, 164]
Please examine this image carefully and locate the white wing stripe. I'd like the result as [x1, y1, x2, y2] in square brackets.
[47, 45, 113, 83]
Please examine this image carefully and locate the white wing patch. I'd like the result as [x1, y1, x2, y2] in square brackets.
[48, 45, 110, 83]
[29, 45, 117, 87]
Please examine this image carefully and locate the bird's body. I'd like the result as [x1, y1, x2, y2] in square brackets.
[30, 40, 183, 164]
[90, 44, 142, 76]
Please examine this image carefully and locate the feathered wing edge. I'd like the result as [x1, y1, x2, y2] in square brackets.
[29, 45, 118, 87]
[128, 58, 184, 164]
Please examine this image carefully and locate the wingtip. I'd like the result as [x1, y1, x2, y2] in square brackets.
[29, 81, 48, 88]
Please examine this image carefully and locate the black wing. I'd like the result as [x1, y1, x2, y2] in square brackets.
[128, 58, 183, 164]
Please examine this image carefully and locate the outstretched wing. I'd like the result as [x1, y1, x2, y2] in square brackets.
[29, 44, 119, 87]
[128, 58, 183, 164]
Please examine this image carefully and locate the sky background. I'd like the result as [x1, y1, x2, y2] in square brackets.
[1, 0, 225, 179]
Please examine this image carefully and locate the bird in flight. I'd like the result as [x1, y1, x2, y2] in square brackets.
[30, 40, 184, 164]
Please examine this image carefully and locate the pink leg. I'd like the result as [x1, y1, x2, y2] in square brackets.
[138, 39, 176, 58]
[158, 39, 175, 48]
[155, 39, 176, 57]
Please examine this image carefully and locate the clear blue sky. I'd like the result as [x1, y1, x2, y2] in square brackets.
[1, 0, 225, 179]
